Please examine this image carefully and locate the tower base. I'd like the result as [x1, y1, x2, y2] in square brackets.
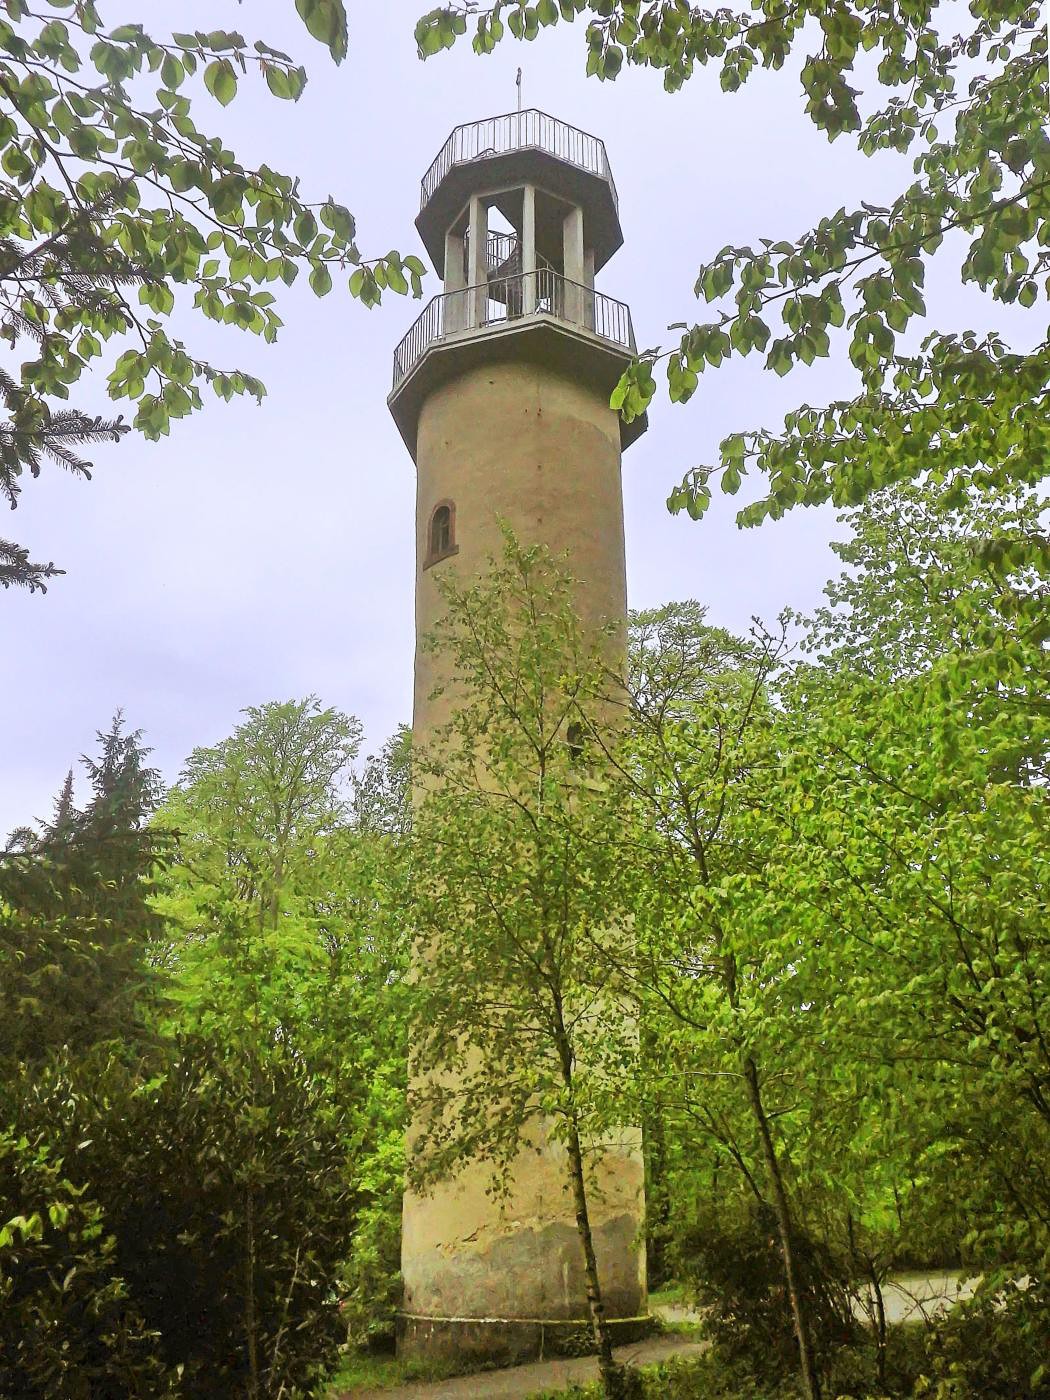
[397, 1312, 655, 1367]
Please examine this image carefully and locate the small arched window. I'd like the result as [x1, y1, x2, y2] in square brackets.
[425, 500, 458, 569]
[566, 721, 585, 763]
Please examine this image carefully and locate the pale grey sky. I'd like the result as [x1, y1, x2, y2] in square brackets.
[0, 1, 991, 832]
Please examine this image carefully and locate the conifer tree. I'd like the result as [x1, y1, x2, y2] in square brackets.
[0, 712, 168, 1064]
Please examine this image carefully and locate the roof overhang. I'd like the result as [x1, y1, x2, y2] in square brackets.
[388, 316, 647, 462]
[417, 149, 622, 278]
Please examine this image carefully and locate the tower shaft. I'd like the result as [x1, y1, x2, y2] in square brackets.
[389, 109, 649, 1365]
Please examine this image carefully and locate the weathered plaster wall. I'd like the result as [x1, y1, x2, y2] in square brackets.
[413, 358, 628, 738]
[404, 357, 645, 1336]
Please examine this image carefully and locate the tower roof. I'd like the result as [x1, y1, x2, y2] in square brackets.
[417, 110, 623, 276]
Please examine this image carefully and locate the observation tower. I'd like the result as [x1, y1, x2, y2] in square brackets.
[389, 108, 648, 1364]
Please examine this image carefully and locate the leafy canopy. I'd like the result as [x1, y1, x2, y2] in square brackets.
[0, 0, 423, 591]
[414, 1, 1047, 551]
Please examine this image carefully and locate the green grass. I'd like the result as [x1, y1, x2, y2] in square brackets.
[325, 1342, 518, 1395]
[648, 1281, 693, 1309]
[325, 1348, 478, 1394]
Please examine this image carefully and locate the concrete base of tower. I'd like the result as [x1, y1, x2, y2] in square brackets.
[396, 1311, 656, 1366]
[398, 1128, 648, 1367]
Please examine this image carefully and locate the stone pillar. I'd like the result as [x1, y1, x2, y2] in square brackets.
[522, 183, 538, 315]
[563, 205, 585, 325]
[444, 226, 467, 332]
[402, 358, 647, 1365]
[468, 195, 487, 329]
[387, 110, 650, 1372]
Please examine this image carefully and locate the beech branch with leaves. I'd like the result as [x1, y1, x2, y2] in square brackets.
[415, 1, 1048, 553]
[0, 0, 423, 591]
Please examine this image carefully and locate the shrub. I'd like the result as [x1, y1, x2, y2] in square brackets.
[913, 1274, 1050, 1400]
[0, 1129, 180, 1398]
[2, 1037, 359, 1399]
[337, 1128, 404, 1349]
[674, 1203, 856, 1383]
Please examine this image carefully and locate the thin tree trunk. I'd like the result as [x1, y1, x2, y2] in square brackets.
[742, 1055, 821, 1400]
[871, 1267, 887, 1393]
[245, 1183, 260, 1400]
[564, 1112, 625, 1400]
[552, 1010, 624, 1400]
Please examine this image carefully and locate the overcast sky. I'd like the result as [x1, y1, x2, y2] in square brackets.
[0, 0, 992, 833]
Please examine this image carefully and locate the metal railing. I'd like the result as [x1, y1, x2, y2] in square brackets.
[391, 268, 634, 393]
[461, 229, 521, 277]
[421, 110, 618, 211]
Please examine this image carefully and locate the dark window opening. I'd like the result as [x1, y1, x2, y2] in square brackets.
[432, 505, 451, 554]
[425, 501, 457, 568]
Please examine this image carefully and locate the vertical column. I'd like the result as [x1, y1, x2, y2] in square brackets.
[583, 248, 596, 331]
[522, 184, 537, 315]
[563, 205, 585, 325]
[468, 195, 488, 329]
[444, 225, 467, 333]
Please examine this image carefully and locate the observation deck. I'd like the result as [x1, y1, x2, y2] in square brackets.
[416, 110, 622, 276]
[389, 109, 644, 457]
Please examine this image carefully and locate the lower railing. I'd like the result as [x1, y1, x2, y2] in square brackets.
[392, 269, 635, 392]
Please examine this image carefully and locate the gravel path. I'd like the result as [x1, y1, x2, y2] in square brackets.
[340, 1334, 707, 1399]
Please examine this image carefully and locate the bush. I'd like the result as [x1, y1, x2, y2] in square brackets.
[674, 1203, 856, 1383]
[336, 1099, 405, 1349]
[2, 1037, 359, 1399]
[912, 1274, 1050, 1400]
[0, 1129, 180, 1398]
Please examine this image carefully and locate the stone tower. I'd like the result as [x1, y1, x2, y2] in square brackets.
[388, 109, 648, 1365]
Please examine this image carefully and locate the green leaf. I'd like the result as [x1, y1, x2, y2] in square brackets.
[203, 58, 237, 106]
[264, 64, 306, 101]
[320, 200, 355, 242]
[294, 209, 318, 245]
[309, 263, 333, 296]
[295, 0, 348, 63]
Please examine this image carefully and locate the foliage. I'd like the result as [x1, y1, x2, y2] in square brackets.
[611, 472, 1047, 1395]
[768, 482, 1049, 1271]
[352, 724, 412, 841]
[0, 1125, 180, 1398]
[911, 1276, 1050, 1400]
[154, 697, 410, 1347]
[155, 697, 362, 1037]
[416, 1, 1048, 549]
[408, 542, 636, 1182]
[0, 712, 169, 1065]
[673, 1204, 856, 1384]
[406, 538, 640, 1397]
[2, 1036, 359, 1400]
[617, 601, 827, 1398]
[0, 0, 423, 589]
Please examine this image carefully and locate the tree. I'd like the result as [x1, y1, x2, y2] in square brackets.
[608, 602, 830, 1400]
[406, 541, 640, 1400]
[0, 1035, 362, 1399]
[0, 710, 168, 1064]
[155, 698, 411, 1343]
[0, 1, 425, 590]
[414, 1, 1047, 555]
[351, 723, 412, 840]
[155, 696, 362, 1035]
[765, 479, 1050, 1269]
[607, 484, 1046, 1392]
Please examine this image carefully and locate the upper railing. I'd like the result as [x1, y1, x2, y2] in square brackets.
[391, 267, 635, 393]
[421, 110, 618, 211]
